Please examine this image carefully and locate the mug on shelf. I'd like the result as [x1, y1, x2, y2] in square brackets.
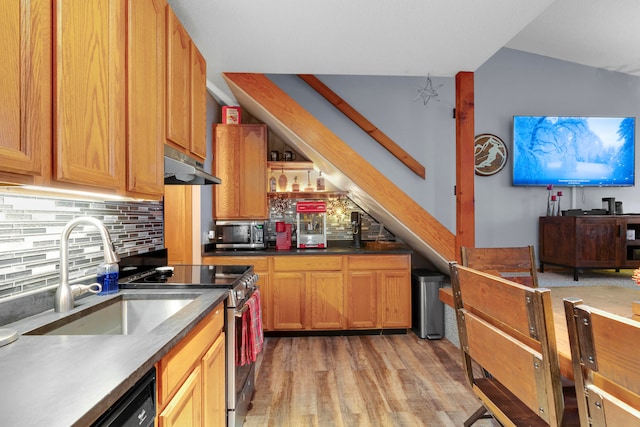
[283, 150, 296, 161]
[269, 151, 281, 161]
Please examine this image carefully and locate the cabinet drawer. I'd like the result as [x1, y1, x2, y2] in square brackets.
[202, 256, 268, 272]
[273, 255, 343, 271]
[347, 255, 410, 270]
[157, 302, 224, 407]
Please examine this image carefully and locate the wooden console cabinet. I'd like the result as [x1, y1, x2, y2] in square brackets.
[539, 216, 640, 280]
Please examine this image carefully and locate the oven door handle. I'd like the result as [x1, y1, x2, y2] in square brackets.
[235, 303, 250, 317]
[233, 286, 258, 317]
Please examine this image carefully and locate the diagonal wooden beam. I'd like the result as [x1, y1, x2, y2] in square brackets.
[298, 74, 426, 179]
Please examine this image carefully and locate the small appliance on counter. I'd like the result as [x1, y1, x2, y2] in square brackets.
[351, 211, 362, 249]
[211, 220, 266, 250]
[275, 221, 292, 250]
[296, 201, 327, 248]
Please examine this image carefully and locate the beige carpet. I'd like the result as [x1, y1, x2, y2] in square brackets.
[539, 268, 637, 288]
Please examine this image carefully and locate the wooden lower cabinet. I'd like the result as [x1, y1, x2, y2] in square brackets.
[346, 255, 411, 329]
[346, 271, 378, 328]
[201, 253, 410, 332]
[378, 270, 411, 328]
[157, 302, 225, 427]
[271, 256, 344, 331]
[202, 333, 226, 426]
[158, 366, 202, 427]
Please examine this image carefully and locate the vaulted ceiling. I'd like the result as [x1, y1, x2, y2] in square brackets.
[168, 0, 640, 104]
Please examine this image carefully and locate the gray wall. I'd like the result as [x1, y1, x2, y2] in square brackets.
[264, 48, 640, 256]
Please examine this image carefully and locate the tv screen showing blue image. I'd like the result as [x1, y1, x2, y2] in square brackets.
[512, 116, 636, 187]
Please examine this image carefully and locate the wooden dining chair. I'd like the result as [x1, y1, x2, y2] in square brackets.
[450, 263, 579, 426]
[461, 245, 539, 288]
[563, 297, 640, 426]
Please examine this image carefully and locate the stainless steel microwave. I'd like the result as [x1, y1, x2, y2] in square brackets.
[213, 220, 266, 250]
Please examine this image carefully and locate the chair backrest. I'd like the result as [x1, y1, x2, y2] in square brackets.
[450, 263, 567, 426]
[564, 297, 640, 426]
[460, 245, 539, 288]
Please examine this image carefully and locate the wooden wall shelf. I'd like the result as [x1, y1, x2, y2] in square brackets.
[268, 191, 347, 199]
[268, 161, 314, 171]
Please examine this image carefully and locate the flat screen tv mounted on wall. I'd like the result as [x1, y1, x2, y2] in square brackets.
[512, 116, 636, 187]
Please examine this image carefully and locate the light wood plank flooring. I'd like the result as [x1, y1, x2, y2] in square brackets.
[244, 333, 497, 426]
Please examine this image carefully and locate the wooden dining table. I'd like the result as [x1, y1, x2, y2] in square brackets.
[547, 285, 640, 379]
[439, 285, 640, 379]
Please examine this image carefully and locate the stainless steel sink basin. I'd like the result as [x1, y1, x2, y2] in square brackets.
[25, 294, 197, 336]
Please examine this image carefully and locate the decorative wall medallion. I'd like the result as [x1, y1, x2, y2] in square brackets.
[474, 134, 508, 176]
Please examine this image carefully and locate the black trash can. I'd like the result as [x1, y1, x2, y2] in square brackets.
[411, 269, 445, 339]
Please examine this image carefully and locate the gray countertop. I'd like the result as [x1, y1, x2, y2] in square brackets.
[0, 288, 227, 427]
[202, 241, 413, 257]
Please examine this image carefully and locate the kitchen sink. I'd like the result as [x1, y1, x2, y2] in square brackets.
[25, 293, 198, 336]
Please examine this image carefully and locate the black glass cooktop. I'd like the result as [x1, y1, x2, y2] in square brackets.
[120, 264, 251, 288]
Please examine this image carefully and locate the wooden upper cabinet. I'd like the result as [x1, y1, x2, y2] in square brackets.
[166, 6, 191, 152]
[190, 44, 207, 160]
[0, 0, 52, 184]
[213, 124, 268, 219]
[54, 0, 126, 191]
[125, 0, 165, 198]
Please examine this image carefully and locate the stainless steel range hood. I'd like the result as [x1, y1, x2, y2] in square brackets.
[164, 145, 221, 185]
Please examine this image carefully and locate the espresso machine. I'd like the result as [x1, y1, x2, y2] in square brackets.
[351, 211, 362, 248]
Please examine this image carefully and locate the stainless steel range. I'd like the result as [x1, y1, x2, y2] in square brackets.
[118, 250, 260, 427]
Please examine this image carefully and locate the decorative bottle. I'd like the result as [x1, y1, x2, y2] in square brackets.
[316, 171, 325, 191]
[269, 171, 277, 192]
[291, 176, 300, 192]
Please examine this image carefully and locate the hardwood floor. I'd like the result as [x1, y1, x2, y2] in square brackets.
[244, 333, 497, 426]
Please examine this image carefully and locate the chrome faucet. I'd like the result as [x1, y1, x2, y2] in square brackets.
[55, 217, 120, 312]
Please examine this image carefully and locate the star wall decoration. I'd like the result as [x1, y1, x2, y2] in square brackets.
[415, 75, 443, 107]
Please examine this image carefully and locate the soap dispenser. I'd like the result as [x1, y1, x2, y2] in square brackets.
[97, 262, 119, 295]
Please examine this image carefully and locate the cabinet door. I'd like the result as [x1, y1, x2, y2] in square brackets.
[190, 43, 207, 160]
[214, 125, 268, 219]
[202, 332, 225, 427]
[239, 125, 268, 218]
[164, 185, 193, 264]
[379, 270, 411, 328]
[309, 271, 344, 330]
[126, 0, 165, 197]
[0, 0, 51, 182]
[346, 271, 378, 328]
[576, 217, 619, 267]
[54, 0, 125, 190]
[158, 366, 203, 427]
[272, 271, 305, 330]
[166, 6, 190, 151]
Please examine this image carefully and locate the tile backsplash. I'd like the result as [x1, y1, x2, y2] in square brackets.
[0, 192, 163, 299]
[265, 196, 395, 244]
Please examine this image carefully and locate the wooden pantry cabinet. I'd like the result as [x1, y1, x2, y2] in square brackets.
[213, 124, 268, 219]
[346, 255, 411, 329]
[0, 0, 52, 185]
[157, 302, 225, 427]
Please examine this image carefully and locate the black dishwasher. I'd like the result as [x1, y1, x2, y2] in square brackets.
[92, 367, 156, 427]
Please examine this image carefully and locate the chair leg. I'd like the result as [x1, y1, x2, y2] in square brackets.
[464, 405, 493, 427]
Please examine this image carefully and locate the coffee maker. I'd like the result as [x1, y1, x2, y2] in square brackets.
[351, 211, 362, 248]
